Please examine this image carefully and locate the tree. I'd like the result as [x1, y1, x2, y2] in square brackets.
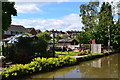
[2, 2, 17, 32]
[98, 2, 114, 46]
[111, 19, 120, 49]
[79, 1, 115, 47]
[80, 1, 99, 31]
[36, 32, 51, 42]
[76, 31, 93, 44]
[33, 37, 49, 57]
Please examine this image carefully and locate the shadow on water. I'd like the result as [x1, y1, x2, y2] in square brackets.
[18, 53, 120, 80]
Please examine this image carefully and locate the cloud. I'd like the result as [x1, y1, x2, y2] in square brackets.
[12, 13, 83, 31]
[14, 3, 42, 13]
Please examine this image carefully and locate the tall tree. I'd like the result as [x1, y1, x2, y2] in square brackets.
[111, 18, 120, 49]
[2, 2, 17, 32]
[98, 2, 114, 46]
[80, 1, 99, 31]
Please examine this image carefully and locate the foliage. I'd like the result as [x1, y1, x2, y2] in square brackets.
[2, 2, 17, 32]
[76, 31, 93, 44]
[111, 19, 120, 49]
[36, 32, 51, 42]
[79, 1, 120, 48]
[80, 1, 99, 31]
[14, 37, 34, 56]
[33, 38, 50, 58]
[23, 33, 32, 36]
[12, 37, 34, 63]
[81, 53, 103, 60]
[97, 2, 114, 45]
[1, 55, 76, 78]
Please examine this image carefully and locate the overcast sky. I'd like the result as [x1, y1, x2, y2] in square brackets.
[9, 0, 119, 31]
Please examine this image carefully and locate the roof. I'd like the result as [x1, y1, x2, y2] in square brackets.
[26, 28, 35, 32]
[35, 29, 41, 33]
[58, 39, 76, 43]
[8, 25, 28, 32]
[7, 34, 37, 44]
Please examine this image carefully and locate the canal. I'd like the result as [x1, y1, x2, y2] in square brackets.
[21, 53, 120, 79]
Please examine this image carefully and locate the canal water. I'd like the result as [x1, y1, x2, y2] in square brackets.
[21, 53, 120, 79]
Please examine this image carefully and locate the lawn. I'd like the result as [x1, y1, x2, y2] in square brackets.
[55, 51, 80, 56]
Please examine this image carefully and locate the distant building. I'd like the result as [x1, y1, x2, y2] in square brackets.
[26, 28, 37, 35]
[66, 30, 83, 38]
[35, 29, 41, 33]
[57, 39, 78, 47]
[3, 25, 28, 39]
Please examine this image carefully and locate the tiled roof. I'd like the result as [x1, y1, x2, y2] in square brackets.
[8, 25, 28, 32]
[26, 28, 34, 32]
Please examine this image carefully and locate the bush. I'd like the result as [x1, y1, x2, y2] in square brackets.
[33, 38, 50, 58]
[14, 37, 34, 56]
[81, 53, 103, 61]
[1, 55, 76, 78]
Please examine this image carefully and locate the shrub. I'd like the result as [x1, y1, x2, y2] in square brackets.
[1, 55, 76, 78]
[33, 38, 50, 58]
[36, 32, 51, 42]
[14, 37, 34, 56]
[81, 53, 103, 60]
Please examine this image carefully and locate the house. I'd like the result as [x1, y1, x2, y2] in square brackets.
[26, 28, 37, 35]
[35, 29, 41, 33]
[3, 25, 28, 39]
[57, 39, 78, 47]
[66, 30, 83, 38]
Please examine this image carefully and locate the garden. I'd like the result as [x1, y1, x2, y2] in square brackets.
[0, 33, 118, 79]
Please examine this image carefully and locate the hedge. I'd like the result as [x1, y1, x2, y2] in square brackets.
[0, 53, 105, 79]
[0, 55, 76, 78]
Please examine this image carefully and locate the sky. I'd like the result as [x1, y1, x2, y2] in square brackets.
[9, 0, 119, 32]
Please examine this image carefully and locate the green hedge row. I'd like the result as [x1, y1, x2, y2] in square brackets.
[80, 53, 104, 61]
[1, 55, 76, 78]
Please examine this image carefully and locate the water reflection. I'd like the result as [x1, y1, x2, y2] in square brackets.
[77, 54, 119, 78]
[21, 54, 119, 79]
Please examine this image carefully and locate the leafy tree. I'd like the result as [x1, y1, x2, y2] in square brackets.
[80, 1, 99, 31]
[80, 2, 114, 46]
[76, 31, 93, 44]
[2, 2, 17, 32]
[33, 38, 50, 58]
[36, 32, 51, 42]
[98, 2, 114, 46]
[111, 19, 120, 49]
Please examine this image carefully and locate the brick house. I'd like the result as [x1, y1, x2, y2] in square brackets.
[26, 28, 37, 35]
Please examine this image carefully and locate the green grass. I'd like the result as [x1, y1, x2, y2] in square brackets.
[55, 51, 79, 56]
